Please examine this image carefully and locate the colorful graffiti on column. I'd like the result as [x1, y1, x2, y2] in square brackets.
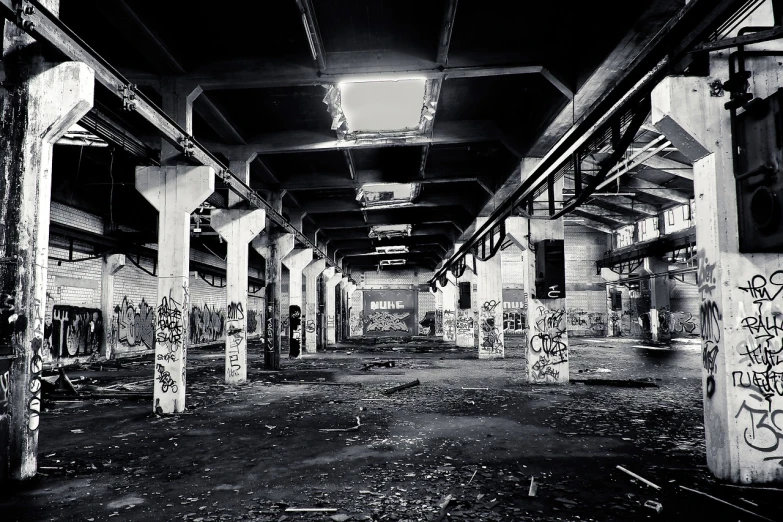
[362, 289, 416, 336]
[49, 305, 103, 358]
[114, 297, 155, 349]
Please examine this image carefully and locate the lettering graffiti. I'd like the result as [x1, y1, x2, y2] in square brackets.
[443, 310, 456, 341]
[365, 311, 410, 332]
[50, 305, 103, 358]
[115, 297, 155, 349]
[226, 301, 245, 378]
[479, 310, 503, 355]
[435, 309, 443, 337]
[455, 309, 473, 334]
[29, 299, 44, 431]
[482, 300, 500, 313]
[189, 304, 225, 344]
[156, 363, 178, 393]
[529, 306, 567, 383]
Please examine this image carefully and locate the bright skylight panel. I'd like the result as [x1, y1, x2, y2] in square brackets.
[339, 79, 426, 132]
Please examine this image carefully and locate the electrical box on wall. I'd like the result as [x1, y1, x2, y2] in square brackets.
[734, 88, 783, 252]
[458, 281, 471, 309]
[534, 239, 566, 299]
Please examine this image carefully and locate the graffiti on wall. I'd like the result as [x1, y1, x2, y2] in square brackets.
[115, 297, 155, 349]
[529, 307, 567, 383]
[503, 309, 526, 335]
[696, 251, 721, 400]
[365, 311, 410, 332]
[189, 304, 225, 345]
[50, 305, 103, 358]
[567, 309, 606, 333]
[350, 312, 363, 336]
[435, 309, 443, 337]
[456, 309, 474, 335]
[226, 302, 245, 377]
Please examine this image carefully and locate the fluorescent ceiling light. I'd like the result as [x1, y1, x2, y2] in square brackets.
[376, 245, 409, 254]
[380, 259, 406, 267]
[339, 79, 426, 133]
[360, 183, 420, 209]
[369, 224, 412, 239]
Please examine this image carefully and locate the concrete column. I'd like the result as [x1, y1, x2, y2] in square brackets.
[652, 37, 783, 482]
[1, 11, 94, 476]
[345, 282, 357, 338]
[642, 257, 671, 343]
[520, 164, 569, 384]
[454, 244, 477, 348]
[136, 166, 214, 413]
[252, 229, 294, 370]
[325, 271, 342, 345]
[434, 287, 443, 337]
[475, 218, 504, 359]
[303, 258, 326, 355]
[160, 78, 202, 164]
[282, 249, 313, 358]
[601, 268, 622, 337]
[337, 277, 349, 342]
[101, 254, 126, 359]
[211, 209, 265, 382]
[441, 273, 457, 342]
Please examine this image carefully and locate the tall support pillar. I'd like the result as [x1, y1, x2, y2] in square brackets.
[642, 257, 671, 343]
[345, 282, 356, 338]
[441, 273, 457, 342]
[252, 223, 294, 370]
[337, 277, 349, 342]
[136, 166, 215, 412]
[282, 249, 313, 358]
[475, 218, 504, 359]
[454, 244, 476, 348]
[303, 259, 326, 354]
[325, 271, 342, 345]
[211, 152, 265, 382]
[1, 10, 94, 477]
[652, 42, 783, 482]
[101, 254, 126, 359]
[434, 287, 443, 337]
[521, 161, 569, 384]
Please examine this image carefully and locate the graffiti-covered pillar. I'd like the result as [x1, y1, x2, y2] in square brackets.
[281, 248, 313, 358]
[337, 277, 349, 342]
[136, 166, 214, 413]
[652, 32, 783, 482]
[440, 273, 457, 342]
[453, 244, 477, 348]
[303, 258, 326, 354]
[1, 8, 94, 477]
[252, 224, 294, 371]
[345, 282, 357, 337]
[211, 208, 266, 382]
[101, 254, 126, 359]
[325, 271, 342, 345]
[475, 218, 504, 359]
[642, 257, 671, 344]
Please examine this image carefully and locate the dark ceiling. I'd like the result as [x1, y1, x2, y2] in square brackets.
[52, 0, 687, 272]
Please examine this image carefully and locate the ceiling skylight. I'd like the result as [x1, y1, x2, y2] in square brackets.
[339, 79, 426, 133]
[359, 182, 420, 209]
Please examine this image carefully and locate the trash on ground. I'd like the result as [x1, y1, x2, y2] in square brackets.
[319, 416, 362, 432]
[616, 465, 661, 490]
[383, 379, 420, 395]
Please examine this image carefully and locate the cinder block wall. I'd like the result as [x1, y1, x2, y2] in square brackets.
[352, 268, 434, 336]
[565, 225, 611, 337]
[45, 201, 261, 365]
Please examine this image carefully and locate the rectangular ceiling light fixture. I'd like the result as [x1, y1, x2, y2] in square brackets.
[369, 224, 412, 239]
[376, 245, 409, 254]
[380, 259, 406, 267]
[339, 79, 427, 133]
[360, 183, 420, 209]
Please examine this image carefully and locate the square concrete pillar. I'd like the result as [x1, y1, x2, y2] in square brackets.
[325, 271, 342, 345]
[136, 165, 215, 413]
[652, 42, 783, 482]
[440, 273, 457, 342]
[101, 254, 126, 359]
[252, 231, 294, 370]
[282, 248, 313, 358]
[642, 257, 672, 343]
[303, 258, 326, 354]
[454, 244, 477, 348]
[475, 218, 504, 359]
[211, 208, 266, 382]
[0, 47, 94, 478]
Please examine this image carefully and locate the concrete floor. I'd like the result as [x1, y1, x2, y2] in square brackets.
[1, 338, 779, 521]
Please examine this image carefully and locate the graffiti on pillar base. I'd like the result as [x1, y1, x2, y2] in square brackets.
[455, 309, 473, 335]
[49, 306, 103, 358]
[443, 310, 455, 340]
[115, 297, 155, 349]
[289, 305, 302, 358]
[156, 292, 184, 369]
[435, 310, 443, 336]
[226, 302, 245, 377]
[189, 304, 225, 344]
[365, 311, 409, 332]
[479, 309, 503, 355]
[28, 298, 44, 431]
[156, 363, 178, 393]
[529, 307, 567, 383]
[266, 305, 274, 351]
[350, 312, 363, 336]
